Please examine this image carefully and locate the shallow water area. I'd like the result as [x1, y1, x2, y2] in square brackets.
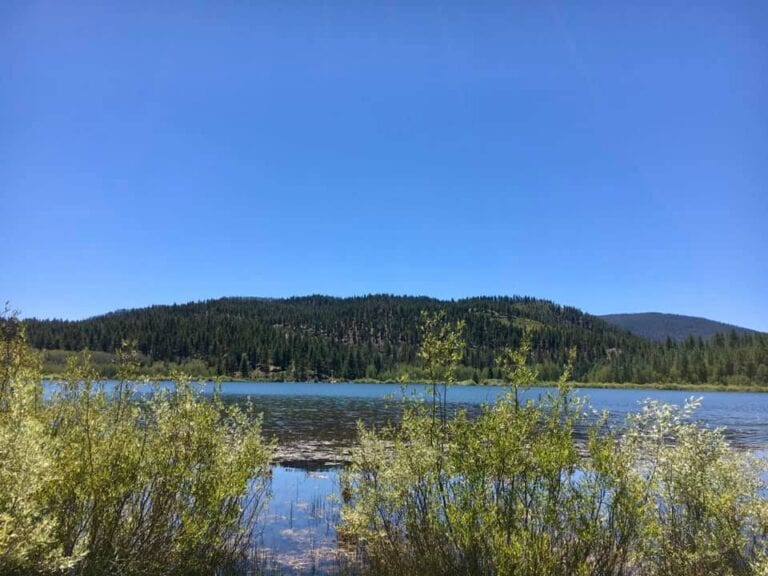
[257, 466, 349, 575]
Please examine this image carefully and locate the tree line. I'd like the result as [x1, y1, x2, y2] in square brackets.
[22, 295, 768, 386]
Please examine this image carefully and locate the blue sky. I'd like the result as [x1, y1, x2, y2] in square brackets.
[1, 1, 766, 330]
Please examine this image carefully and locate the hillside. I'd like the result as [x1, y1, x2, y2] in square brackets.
[23, 295, 768, 386]
[600, 312, 759, 342]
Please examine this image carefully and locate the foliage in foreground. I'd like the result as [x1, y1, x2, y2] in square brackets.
[341, 315, 768, 575]
[0, 312, 272, 575]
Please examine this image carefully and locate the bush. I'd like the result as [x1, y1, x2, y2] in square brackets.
[624, 398, 768, 575]
[0, 312, 272, 575]
[341, 317, 768, 576]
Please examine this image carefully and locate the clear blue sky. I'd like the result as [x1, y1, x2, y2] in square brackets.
[1, 1, 766, 330]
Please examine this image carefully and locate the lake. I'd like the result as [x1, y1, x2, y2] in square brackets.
[207, 381, 768, 574]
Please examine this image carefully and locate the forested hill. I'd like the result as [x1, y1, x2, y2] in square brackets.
[23, 295, 768, 386]
[600, 312, 759, 342]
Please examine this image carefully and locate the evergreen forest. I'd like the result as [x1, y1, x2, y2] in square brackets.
[22, 295, 768, 386]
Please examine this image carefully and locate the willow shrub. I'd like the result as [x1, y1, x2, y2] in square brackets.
[0, 314, 272, 576]
[341, 344, 768, 575]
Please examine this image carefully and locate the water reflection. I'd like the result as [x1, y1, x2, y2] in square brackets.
[257, 466, 348, 575]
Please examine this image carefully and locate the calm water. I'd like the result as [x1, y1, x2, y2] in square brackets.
[258, 466, 347, 575]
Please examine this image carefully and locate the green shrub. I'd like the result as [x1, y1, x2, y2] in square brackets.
[623, 398, 768, 575]
[0, 312, 272, 575]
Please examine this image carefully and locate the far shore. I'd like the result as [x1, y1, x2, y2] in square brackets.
[40, 374, 768, 394]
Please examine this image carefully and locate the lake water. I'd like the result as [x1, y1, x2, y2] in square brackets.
[209, 381, 768, 574]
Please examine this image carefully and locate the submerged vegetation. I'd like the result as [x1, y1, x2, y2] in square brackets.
[25, 295, 768, 387]
[0, 310, 272, 575]
[340, 313, 768, 576]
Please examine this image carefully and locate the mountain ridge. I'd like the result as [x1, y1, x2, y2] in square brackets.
[600, 312, 760, 342]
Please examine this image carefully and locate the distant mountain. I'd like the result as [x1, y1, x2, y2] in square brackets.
[599, 312, 760, 342]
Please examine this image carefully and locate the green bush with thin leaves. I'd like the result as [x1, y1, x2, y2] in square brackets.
[341, 313, 768, 576]
[0, 311, 272, 575]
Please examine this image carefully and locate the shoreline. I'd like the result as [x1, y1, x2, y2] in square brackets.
[40, 374, 768, 393]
